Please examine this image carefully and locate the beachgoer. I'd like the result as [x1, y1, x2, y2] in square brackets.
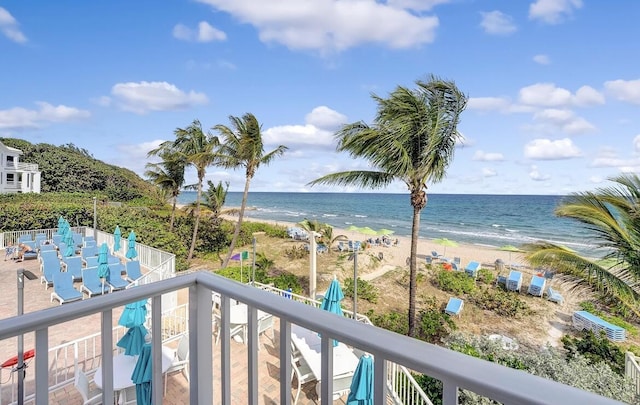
[16, 243, 33, 262]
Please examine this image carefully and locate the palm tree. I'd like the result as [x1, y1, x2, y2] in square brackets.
[183, 180, 230, 221]
[149, 120, 219, 260]
[524, 174, 640, 316]
[144, 151, 186, 231]
[298, 219, 346, 252]
[308, 75, 467, 336]
[215, 113, 288, 268]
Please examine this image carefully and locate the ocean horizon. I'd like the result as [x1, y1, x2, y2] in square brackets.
[178, 192, 597, 256]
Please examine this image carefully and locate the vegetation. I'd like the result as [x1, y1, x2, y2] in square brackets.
[308, 75, 468, 336]
[144, 149, 186, 231]
[524, 174, 640, 317]
[215, 113, 288, 268]
[413, 333, 638, 405]
[0, 138, 154, 199]
[433, 269, 476, 295]
[297, 218, 347, 252]
[343, 277, 379, 303]
[469, 287, 531, 318]
[562, 330, 625, 375]
[578, 301, 638, 337]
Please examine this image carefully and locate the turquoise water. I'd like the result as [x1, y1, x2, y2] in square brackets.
[178, 192, 596, 255]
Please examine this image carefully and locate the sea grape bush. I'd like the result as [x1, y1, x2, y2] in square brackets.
[433, 269, 476, 295]
[470, 287, 531, 318]
[343, 277, 379, 303]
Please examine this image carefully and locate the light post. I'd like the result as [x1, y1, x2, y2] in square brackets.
[251, 232, 265, 285]
[92, 197, 97, 239]
[353, 245, 358, 319]
[17, 268, 37, 405]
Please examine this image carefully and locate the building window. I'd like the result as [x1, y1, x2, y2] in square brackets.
[6, 155, 14, 167]
[7, 173, 14, 183]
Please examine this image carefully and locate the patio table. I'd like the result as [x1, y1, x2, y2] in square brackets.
[228, 303, 268, 343]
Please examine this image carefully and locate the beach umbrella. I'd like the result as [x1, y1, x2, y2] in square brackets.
[346, 225, 361, 232]
[357, 227, 378, 236]
[117, 324, 148, 356]
[117, 299, 149, 356]
[97, 242, 110, 291]
[57, 216, 65, 233]
[499, 245, 523, 266]
[126, 231, 138, 260]
[347, 354, 374, 405]
[114, 225, 122, 253]
[376, 228, 395, 236]
[63, 228, 75, 257]
[131, 343, 153, 405]
[320, 277, 344, 347]
[432, 238, 458, 257]
[118, 299, 148, 328]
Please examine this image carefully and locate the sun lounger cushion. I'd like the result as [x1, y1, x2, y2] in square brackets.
[445, 297, 464, 316]
[51, 272, 83, 305]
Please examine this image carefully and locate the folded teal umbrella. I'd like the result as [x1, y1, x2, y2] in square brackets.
[119, 299, 148, 328]
[114, 225, 122, 253]
[347, 354, 374, 405]
[131, 343, 153, 405]
[320, 277, 344, 347]
[117, 325, 148, 356]
[63, 228, 75, 257]
[97, 242, 110, 292]
[126, 231, 138, 260]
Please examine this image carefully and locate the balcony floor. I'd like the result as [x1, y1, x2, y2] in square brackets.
[0, 256, 324, 404]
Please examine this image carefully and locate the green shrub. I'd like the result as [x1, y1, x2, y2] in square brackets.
[284, 245, 308, 259]
[343, 277, 379, 303]
[470, 287, 530, 318]
[477, 268, 494, 285]
[433, 270, 476, 295]
[562, 330, 625, 375]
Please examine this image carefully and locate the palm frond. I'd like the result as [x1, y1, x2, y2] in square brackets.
[307, 170, 396, 189]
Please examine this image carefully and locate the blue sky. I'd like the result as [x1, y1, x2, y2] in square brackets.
[1, 0, 639, 195]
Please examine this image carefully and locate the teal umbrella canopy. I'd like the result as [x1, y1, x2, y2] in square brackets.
[126, 231, 138, 260]
[63, 228, 75, 257]
[114, 226, 122, 252]
[57, 216, 65, 233]
[117, 325, 148, 356]
[97, 243, 110, 281]
[131, 343, 153, 405]
[119, 299, 148, 328]
[320, 278, 344, 347]
[347, 354, 374, 405]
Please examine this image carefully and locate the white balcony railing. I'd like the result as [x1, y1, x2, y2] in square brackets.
[0, 272, 623, 405]
[3, 162, 38, 171]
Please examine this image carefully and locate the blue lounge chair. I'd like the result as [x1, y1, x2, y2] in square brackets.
[39, 243, 56, 253]
[52, 234, 63, 247]
[72, 233, 84, 248]
[81, 246, 98, 261]
[21, 241, 38, 261]
[18, 234, 32, 244]
[84, 240, 97, 248]
[527, 275, 546, 297]
[465, 261, 481, 278]
[431, 250, 442, 260]
[425, 256, 433, 265]
[51, 272, 83, 305]
[573, 310, 626, 342]
[506, 270, 522, 292]
[39, 249, 58, 264]
[81, 267, 109, 297]
[547, 287, 564, 304]
[83, 256, 99, 268]
[35, 234, 47, 248]
[125, 260, 143, 283]
[445, 297, 464, 317]
[62, 256, 83, 282]
[107, 264, 129, 291]
[40, 255, 62, 288]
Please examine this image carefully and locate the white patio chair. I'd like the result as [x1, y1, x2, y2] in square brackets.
[74, 369, 101, 405]
[292, 355, 316, 405]
[257, 313, 274, 350]
[164, 334, 189, 396]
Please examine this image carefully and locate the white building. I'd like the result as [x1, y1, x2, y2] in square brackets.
[0, 140, 41, 193]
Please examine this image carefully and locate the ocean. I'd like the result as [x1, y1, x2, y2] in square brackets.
[177, 192, 596, 256]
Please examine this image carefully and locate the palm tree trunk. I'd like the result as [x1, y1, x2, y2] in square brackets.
[169, 196, 177, 231]
[222, 176, 252, 268]
[188, 179, 203, 260]
[408, 205, 421, 337]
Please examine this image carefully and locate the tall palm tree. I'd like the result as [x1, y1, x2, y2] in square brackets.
[308, 75, 467, 336]
[183, 180, 230, 221]
[149, 120, 220, 260]
[298, 219, 347, 252]
[215, 113, 288, 268]
[524, 174, 640, 316]
[144, 151, 186, 231]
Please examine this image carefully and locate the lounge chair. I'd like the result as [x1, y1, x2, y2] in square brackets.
[72, 233, 84, 248]
[81, 267, 109, 297]
[18, 234, 32, 244]
[464, 261, 481, 278]
[444, 297, 464, 317]
[572, 310, 626, 342]
[431, 250, 442, 260]
[21, 241, 38, 261]
[107, 264, 129, 291]
[39, 249, 59, 264]
[506, 270, 522, 292]
[41, 255, 62, 288]
[51, 272, 83, 305]
[425, 256, 433, 265]
[52, 234, 63, 248]
[527, 275, 546, 297]
[83, 256, 99, 268]
[125, 260, 143, 283]
[546, 287, 564, 304]
[62, 256, 84, 282]
[81, 246, 98, 261]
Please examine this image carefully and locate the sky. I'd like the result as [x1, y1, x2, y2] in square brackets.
[1, 0, 639, 195]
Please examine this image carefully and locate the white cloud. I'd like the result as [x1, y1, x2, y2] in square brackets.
[529, 165, 551, 181]
[456, 134, 474, 148]
[532, 108, 595, 135]
[0, 102, 90, 131]
[479, 11, 517, 35]
[532, 54, 551, 65]
[482, 167, 497, 177]
[524, 138, 582, 160]
[529, 0, 582, 24]
[387, 0, 452, 11]
[634, 134, 640, 153]
[264, 124, 335, 149]
[305, 106, 348, 131]
[604, 79, 640, 105]
[473, 150, 504, 161]
[519, 83, 604, 108]
[589, 176, 603, 184]
[109, 81, 208, 114]
[467, 97, 510, 112]
[173, 21, 226, 42]
[195, 0, 439, 53]
[0, 7, 27, 43]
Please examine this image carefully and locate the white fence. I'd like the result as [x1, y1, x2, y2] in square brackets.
[626, 352, 640, 396]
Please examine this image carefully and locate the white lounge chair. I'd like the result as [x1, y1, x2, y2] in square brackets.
[547, 287, 564, 304]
